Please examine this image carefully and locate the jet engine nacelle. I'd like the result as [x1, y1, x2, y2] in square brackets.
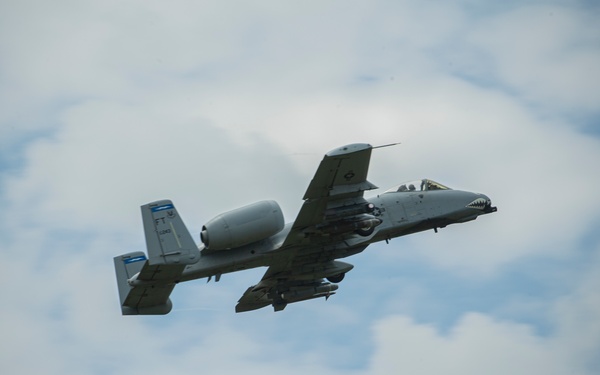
[200, 200, 284, 250]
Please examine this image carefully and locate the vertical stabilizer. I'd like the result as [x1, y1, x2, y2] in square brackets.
[142, 200, 201, 266]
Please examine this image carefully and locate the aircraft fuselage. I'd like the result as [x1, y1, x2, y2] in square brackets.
[179, 188, 495, 283]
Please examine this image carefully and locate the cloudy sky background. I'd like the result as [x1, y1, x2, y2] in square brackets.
[1, 0, 599, 374]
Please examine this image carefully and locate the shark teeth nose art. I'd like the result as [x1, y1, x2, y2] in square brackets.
[466, 198, 488, 210]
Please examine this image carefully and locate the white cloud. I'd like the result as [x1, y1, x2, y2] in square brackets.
[366, 247, 600, 375]
[368, 313, 574, 375]
[463, 4, 600, 112]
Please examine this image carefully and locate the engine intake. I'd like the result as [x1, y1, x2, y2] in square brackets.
[200, 200, 284, 250]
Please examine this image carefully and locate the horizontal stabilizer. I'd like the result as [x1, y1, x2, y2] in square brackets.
[113, 252, 173, 315]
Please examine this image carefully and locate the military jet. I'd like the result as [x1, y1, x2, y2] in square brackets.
[114, 143, 497, 314]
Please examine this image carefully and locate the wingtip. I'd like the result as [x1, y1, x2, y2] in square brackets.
[326, 143, 372, 157]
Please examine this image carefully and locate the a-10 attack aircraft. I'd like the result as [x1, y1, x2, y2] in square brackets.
[114, 143, 497, 314]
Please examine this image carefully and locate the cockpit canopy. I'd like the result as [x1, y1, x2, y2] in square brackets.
[384, 179, 451, 194]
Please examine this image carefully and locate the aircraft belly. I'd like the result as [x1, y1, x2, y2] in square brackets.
[180, 251, 272, 282]
[180, 241, 365, 283]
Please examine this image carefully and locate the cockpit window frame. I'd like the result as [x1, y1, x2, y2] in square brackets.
[383, 179, 451, 194]
[424, 179, 450, 191]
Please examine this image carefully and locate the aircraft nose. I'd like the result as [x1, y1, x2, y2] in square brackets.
[466, 194, 497, 214]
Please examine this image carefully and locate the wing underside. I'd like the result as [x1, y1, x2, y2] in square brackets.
[236, 277, 339, 313]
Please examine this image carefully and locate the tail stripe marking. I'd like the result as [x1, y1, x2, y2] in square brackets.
[124, 255, 147, 264]
[151, 204, 175, 212]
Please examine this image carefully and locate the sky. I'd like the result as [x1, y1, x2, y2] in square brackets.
[1, 0, 599, 374]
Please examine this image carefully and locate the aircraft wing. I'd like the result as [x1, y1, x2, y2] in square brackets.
[282, 143, 377, 246]
[235, 256, 355, 312]
[235, 271, 341, 312]
[236, 144, 376, 312]
[114, 252, 179, 314]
